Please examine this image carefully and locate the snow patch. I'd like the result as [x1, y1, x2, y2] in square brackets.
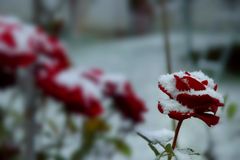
[141, 128, 174, 145]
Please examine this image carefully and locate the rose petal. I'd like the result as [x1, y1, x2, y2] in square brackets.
[177, 93, 223, 111]
[194, 113, 219, 126]
[174, 75, 190, 91]
[183, 76, 206, 91]
[201, 80, 208, 85]
[158, 102, 164, 113]
[158, 84, 173, 99]
[1, 31, 16, 47]
[168, 111, 192, 121]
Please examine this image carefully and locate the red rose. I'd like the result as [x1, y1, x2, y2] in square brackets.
[32, 30, 70, 69]
[81, 69, 147, 123]
[0, 16, 70, 71]
[100, 74, 147, 123]
[0, 18, 37, 69]
[158, 71, 224, 126]
[37, 68, 103, 117]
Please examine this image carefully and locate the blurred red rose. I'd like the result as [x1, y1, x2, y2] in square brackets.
[0, 23, 36, 69]
[99, 74, 147, 123]
[37, 68, 103, 117]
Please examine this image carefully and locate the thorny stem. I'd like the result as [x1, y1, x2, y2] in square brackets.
[172, 120, 183, 150]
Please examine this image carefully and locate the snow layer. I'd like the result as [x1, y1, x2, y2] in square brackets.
[99, 73, 128, 94]
[54, 68, 102, 99]
[0, 19, 36, 54]
[141, 128, 174, 145]
[159, 98, 193, 114]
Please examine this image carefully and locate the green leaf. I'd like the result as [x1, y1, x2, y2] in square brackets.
[137, 132, 151, 143]
[137, 132, 160, 156]
[165, 144, 175, 156]
[227, 103, 238, 120]
[108, 138, 131, 157]
[148, 143, 160, 156]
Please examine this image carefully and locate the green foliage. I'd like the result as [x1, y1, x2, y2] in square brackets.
[227, 103, 238, 120]
[83, 118, 110, 134]
[148, 143, 160, 156]
[165, 144, 174, 156]
[107, 138, 132, 157]
[137, 132, 175, 159]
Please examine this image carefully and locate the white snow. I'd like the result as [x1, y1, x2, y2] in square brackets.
[54, 68, 102, 99]
[99, 73, 128, 95]
[0, 15, 21, 26]
[141, 129, 174, 145]
[158, 98, 193, 114]
[0, 22, 37, 55]
[174, 150, 192, 160]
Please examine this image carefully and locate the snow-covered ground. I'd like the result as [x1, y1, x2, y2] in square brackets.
[66, 32, 240, 160]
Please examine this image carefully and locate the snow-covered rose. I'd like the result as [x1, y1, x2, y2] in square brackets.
[158, 71, 224, 126]
[100, 74, 147, 123]
[0, 17, 36, 69]
[0, 16, 69, 72]
[82, 69, 147, 123]
[38, 68, 103, 117]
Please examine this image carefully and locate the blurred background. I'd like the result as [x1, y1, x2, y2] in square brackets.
[0, 0, 240, 160]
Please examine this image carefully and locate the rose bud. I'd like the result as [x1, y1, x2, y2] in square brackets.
[158, 71, 224, 126]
